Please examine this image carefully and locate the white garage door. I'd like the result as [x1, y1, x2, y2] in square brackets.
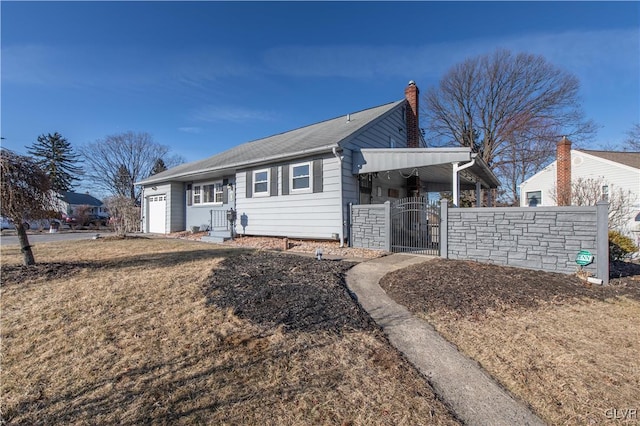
[148, 195, 167, 233]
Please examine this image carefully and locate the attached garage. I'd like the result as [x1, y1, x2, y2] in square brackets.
[147, 194, 167, 233]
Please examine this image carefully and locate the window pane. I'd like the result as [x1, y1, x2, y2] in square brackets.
[215, 183, 224, 203]
[254, 171, 268, 193]
[526, 191, 541, 207]
[203, 184, 216, 203]
[293, 176, 309, 189]
[193, 186, 201, 204]
[293, 165, 309, 178]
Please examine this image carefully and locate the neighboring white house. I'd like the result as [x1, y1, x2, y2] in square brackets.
[520, 141, 640, 244]
[136, 82, 500, 244]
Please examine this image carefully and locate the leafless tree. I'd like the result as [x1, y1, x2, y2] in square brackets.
[79, 131, 184, 204]
[624, 123, 640, 151]
[104, 195, 140, 236]
[0, 149, 58, 265]
[551, 177, 637, 232]
[424, 49, 596, 204]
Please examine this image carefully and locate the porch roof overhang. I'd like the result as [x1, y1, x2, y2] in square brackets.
[353, 148, 500, 189]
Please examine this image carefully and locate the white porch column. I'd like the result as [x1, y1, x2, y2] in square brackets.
[452, 162, 459, 207]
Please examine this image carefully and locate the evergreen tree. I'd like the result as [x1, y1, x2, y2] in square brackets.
[150, 158, 167, 175]
[114, 164, 134, 200]
[27, 132, 83, 193]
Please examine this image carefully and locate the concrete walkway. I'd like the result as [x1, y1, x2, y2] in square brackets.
[346, 253, 546, 426]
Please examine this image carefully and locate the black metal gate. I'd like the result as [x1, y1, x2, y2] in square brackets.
[391, 197, 440, 255]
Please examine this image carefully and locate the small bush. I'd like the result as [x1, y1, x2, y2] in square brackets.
[609, 230, 638, 261]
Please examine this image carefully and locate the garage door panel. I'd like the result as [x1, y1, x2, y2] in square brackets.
[148, 195, 167, 233]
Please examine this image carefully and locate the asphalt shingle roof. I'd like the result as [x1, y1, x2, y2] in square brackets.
[578, 149, 640, 170]
[62, 192, 103, 206]
[137, 100, 404, 185]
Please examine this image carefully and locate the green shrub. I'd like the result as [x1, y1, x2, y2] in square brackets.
[609, 230, 638, 261]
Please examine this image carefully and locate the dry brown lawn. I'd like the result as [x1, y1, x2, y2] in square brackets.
[1, 238, 459, 425]
[380, 258, 640, 425]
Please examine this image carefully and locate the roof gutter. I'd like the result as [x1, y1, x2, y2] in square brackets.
[332, 146, 345, 247]
[452, 154, 476, 207]
[136, 144, 340, 186]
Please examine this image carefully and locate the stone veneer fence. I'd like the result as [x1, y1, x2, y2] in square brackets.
[349, 200, 609, 284]
[349, 203, 390, 251]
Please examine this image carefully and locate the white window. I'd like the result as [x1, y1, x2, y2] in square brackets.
[601, 185, 609, 202]
[193, 181, 224, 204]
[203, 183, 224, 203]
[193, 186, 201, 204]
[253, 170, 269, 195]
[526, 191, 541, 207]
[389, 136, 396, 148]
[291, 162, 311, 191]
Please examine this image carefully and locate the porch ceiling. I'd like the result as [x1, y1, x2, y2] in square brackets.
[353, 148, 500, 189]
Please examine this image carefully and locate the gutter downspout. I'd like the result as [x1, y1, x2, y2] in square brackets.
[332, 146, 345, 247]
[452, 155, 476, 207]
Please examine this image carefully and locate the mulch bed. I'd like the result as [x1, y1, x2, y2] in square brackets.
[380, 258, 640, 321]
[202, 251, 377, 334]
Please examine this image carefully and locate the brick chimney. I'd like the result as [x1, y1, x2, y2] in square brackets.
[405, 80, 420, 148]
[404, 81, 421, 195]
[556, 136, 572, 206]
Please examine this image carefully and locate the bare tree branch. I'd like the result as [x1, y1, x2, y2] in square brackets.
[424, 49, 597, 204]
[625, 123, 640, 151]
[79, 132, 184, 204]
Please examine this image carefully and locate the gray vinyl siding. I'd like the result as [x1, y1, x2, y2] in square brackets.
[168, 183, 185, 233]
[341, 148, 359, 207]
[235, 154, 342, 239]
[341, 106, 407, 152]
[142, 183, 184, 233]
[185, 176, 235, 231]
[340, 105, 406, 209]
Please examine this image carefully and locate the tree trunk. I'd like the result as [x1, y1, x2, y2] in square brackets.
[16, 223, 35, 265]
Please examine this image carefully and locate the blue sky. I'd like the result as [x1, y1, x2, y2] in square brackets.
[2, 1, 639, 174]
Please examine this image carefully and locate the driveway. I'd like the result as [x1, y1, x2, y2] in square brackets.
[0, 230, 116, 245]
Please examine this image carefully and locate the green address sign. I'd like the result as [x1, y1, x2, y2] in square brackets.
[575, 250, 594, 266]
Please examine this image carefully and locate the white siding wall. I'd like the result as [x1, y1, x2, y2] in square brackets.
[519, 163, 557, 207]
[520, 150, 640, 239]
[235, 155, 342, 239]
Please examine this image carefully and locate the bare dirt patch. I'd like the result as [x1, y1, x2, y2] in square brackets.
[380, 257, 640, 425]
[1, 239, 459, 425]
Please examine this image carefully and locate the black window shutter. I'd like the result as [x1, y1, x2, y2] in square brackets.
[313, 159, 323, 193]
[282, 165, 289, 195]
[186, 184, 192, 206]
[270, 167, 278, 196]
[246, 171, 252, 198]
